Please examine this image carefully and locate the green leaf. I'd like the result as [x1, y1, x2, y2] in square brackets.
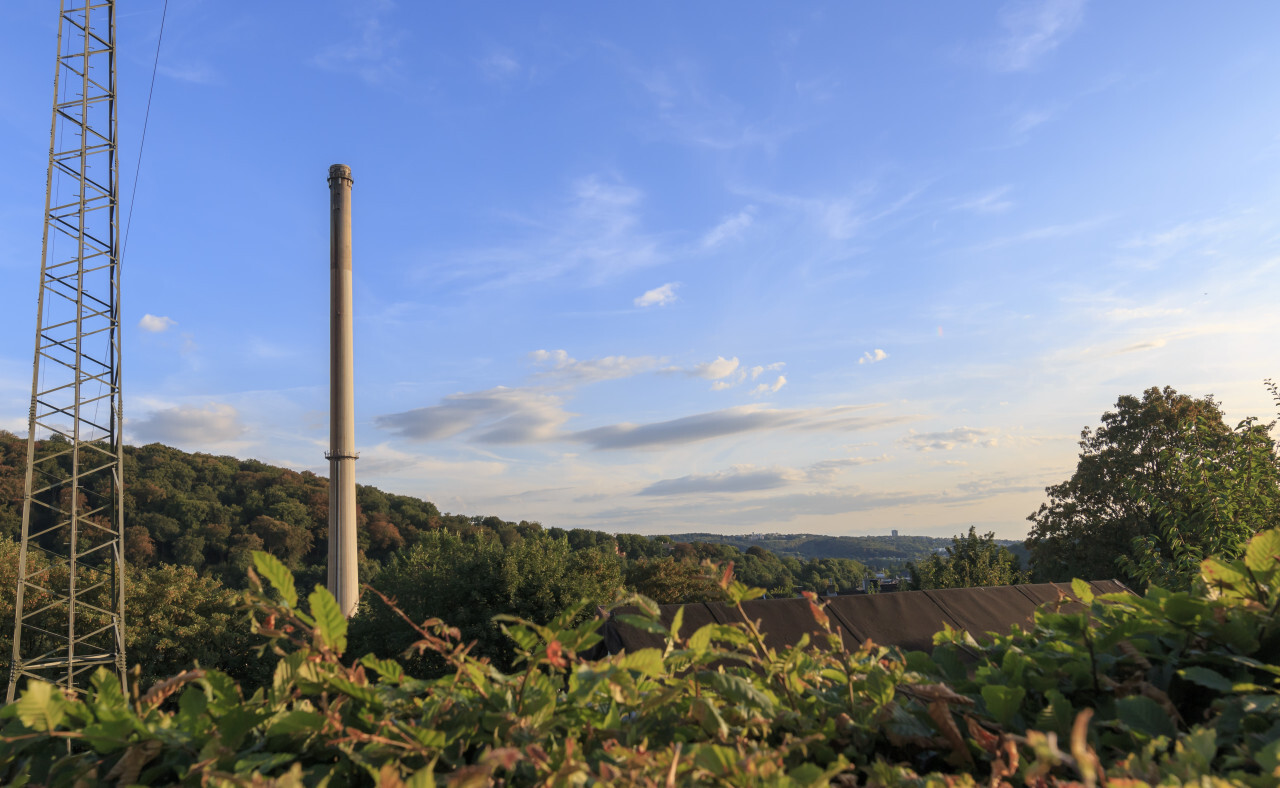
[1244, 529, 1280, 577]
[669, 605, 685, 642]
[266, 709, 325, 737]
[1071, 578, 1094, 605]
[309, 584, 348, 654]
[864, 668, 895, 708]
[252, 550, 298, 608]
[1179, 666, 1234, 693]
[15, 680, 66, 732]
[1116, 696, 1176, 739]
[612, 614, 669, 637]
[359, 654, 405, 682]
[217, 707, 269, 750]
[617, 648, 665, 677]
[981, 684, 1025, 727]
[1258, 737, 1280, 775]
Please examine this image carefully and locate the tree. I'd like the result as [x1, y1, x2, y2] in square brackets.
[624, 556, 727, 604]
[348, 530, 625, 676]
[908, 527, 1028, 590]
[1026, 386, 1280, 587]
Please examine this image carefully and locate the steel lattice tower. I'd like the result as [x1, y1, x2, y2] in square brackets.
[6, 0, 127, 702]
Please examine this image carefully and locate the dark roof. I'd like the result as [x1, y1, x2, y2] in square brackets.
[593, 581, 1132, 658]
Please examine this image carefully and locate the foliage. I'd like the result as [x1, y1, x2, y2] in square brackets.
[907, 526, 1030, 590]
[0, 542, 263, 692]
[0, 432, 867, 609]
[3, 528, 1280, 785]
[1026, 386, 1280, 587]
[348, 529, 625, 676]
[1118, 414, 1280, 591]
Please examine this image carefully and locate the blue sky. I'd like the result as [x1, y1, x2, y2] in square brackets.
[2, 1, 1278, 539]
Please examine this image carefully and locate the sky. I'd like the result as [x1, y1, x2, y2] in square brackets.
[2, 1, 1279, 540]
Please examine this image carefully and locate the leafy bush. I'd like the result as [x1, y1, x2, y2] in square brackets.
[2, 530, 1279, 786]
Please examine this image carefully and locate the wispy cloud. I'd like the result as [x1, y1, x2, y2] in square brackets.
[990, 0, 1085, 72]
[638, 466, 797, 496]
[442, 174, 662, 288]
[664, 356, 741, 382]
[312, 12, 406, 85]
[634, 283, 679, 307]
[1121, 217, 1236, 250]
[139, 314, 176, 333]
[971, 216, 1108, 251]
[158, 63, 218, 85]
[953, 187, 1014, 214]
[750, 375, 787, 396]
[570, 403, 906, 451]
[639, 455, 889, 496]
[479, 50, 521, 81]
[1102, 306, 1185, 322]
[702, 207, 755, 248]
[376, 387, 570, 444]
[130, 403, 246, 445]
[900, 427, 997, 452]
[631, 60, 794, 151]
[529, 349, 663, 384]
[859, 349, 888, 365]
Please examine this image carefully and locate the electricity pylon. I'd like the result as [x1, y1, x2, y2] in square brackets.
[6, 0, 127, 702]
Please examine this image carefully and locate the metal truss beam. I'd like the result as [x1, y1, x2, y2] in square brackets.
[7, 0, 127, 703]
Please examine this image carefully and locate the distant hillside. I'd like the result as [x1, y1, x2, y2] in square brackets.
[664, 532, 1029, 569]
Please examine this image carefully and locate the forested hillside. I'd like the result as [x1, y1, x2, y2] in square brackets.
[666, 531, 1030, 569]
[0, 431, 874, 687]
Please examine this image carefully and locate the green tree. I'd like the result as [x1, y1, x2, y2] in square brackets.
[348, 530, 624, 675]
[1026, 386, 1280, 587]
[624, 556, 727, 604]
[908, 527, 1029, 590]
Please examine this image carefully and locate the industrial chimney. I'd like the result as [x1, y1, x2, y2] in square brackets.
[327, 164, 358, 617]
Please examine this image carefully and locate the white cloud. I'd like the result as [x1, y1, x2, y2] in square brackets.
[1121, 218, 1234, 250]
[859, 349, 888, 365]
[130, 403, 246, 445]
[570, 403, 909, 451]
[750, 375, 787, 396]
[1011, 107, 1056, 136]
[1103, 307, 1185, 322]
[529, 349, 663, 384]
[312, 16, 406, 84]
[701, 207, 755, 248]
[634, 283, 679, 307]
[1108, 338, 1167, 356]
[638, 455, 888, 497]
[991, 0, 1085, 72]
[684, 356, 740, 380]
[158, 63, 218, 85]
[638, 465, 797, 496]
[479, 51, 521, 80]
[376, 387, 570, 444]
[899, 427, 997, 452]
[444, 174, 662, 288]
[139, 314, 176, 333]
[954, 187, 1014, 214]
[750, 363, 785, 380]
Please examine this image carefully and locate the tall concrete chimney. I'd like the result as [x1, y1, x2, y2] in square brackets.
[327, 163, 358, 617]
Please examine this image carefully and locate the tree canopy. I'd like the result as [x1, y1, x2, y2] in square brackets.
[1026, 386, 1280, 588]
[907, 526, 1029, 590]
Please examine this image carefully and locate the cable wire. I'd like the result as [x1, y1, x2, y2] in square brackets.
[121, 0, 169, 260]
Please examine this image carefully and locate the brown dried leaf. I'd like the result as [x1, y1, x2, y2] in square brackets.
[928, 699, 974, 766]
[104, 739, 163, 786]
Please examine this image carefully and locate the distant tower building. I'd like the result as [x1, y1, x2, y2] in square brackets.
[892, 529, 898, 537]
[326, 164, 358, 617]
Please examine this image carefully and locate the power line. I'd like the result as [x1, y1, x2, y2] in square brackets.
[122, 0, 169, 260]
